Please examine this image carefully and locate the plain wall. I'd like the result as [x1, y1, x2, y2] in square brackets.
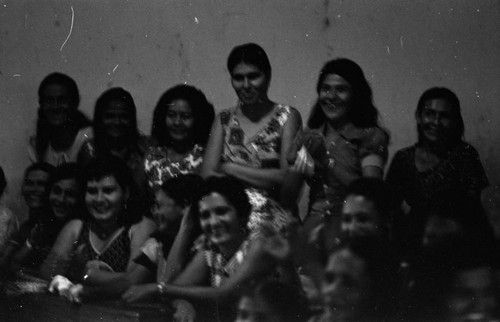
[1, 0, 499, 228]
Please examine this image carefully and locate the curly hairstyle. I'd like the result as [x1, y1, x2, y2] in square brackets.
[307, 58, 380, 129]
[93, 87, 140, 153]
[416, 87, 465, 146]
[151, 84, 214, 148]
[192, 176, 252, 230]
[227, 43, 272, 80]
[35, 72, 91, 160]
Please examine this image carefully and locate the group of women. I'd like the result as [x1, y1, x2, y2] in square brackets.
[0, 42, 492, 321]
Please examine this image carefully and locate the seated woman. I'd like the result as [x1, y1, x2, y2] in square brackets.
[283, 58, 389, 238]
[202, 43, 301, 235]
[386, 87, 489, 256]
[16, 163, 55, 240]
[40, 156, 156, 288]
[0, 163, 85, 275]
[311, 237, 399, 322]
[122, 176, 299, 321]
[79, 87, 154, 206]
[145, 85, 215, 189]
[29, 72, 92, 166]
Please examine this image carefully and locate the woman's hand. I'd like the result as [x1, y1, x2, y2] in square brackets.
[121, 284, 158, 303]
[171, 299, 196, 322]
[290, 146, 315, 177]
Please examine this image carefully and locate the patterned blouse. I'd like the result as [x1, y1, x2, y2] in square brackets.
[144, 144, 204, 189]
[204, 238, 251, 287]
[386, 142, 489, 216]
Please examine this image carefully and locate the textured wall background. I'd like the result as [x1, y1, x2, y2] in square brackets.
[1, 0, 499, 230]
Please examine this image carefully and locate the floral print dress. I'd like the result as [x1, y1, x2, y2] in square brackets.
[220, 104, 294, 235]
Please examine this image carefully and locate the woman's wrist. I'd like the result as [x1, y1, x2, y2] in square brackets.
[157, 281, 167, 298]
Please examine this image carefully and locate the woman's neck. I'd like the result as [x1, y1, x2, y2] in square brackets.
[325, 119, 351, 136]
[239, 97, 274, 122]
[168, 142, 194, 159]
[92, 218, 121, 240]
[418, 139, 451, 157]
[50, 124, 78, 151]
[217, 233, 246, 260]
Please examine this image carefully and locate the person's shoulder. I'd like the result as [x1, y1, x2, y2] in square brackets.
[131, 216, 157, 234]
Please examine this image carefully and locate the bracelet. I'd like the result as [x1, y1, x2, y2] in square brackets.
[157, 281, 167, 297]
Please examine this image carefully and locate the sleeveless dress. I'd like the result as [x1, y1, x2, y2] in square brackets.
[70, 222, 131, 272]
[220, 104, 294, 235]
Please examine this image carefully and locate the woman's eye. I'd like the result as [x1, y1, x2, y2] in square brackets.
[103, 187, 115, 194]
[86, 188, 97, 195]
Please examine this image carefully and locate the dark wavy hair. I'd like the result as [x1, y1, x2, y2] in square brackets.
[227, 43, 272, 80]
[83, 156, 142, 225]
[416, 87, 464, 146]
[151, 85, 214, 148]
[192, 176, 252, 230]
[307, 58, 379, 129]
[35, 72, 90, 160]
[93, 87, 140, 154]
[45, 162, 86, 221]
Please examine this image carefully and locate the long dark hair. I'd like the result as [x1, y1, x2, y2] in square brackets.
[151, 85, 214, 148]
[416, 87, 465, 146]
[308, 58, 379, 129]
[35, 72, 90, 160]
[93, 87, 140, 154]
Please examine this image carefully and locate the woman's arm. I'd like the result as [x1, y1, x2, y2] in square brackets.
[221, 108, 303, 190]
[39, 219, 83, 280]
[201, 114, 224, 178]
[160, 207, 198, 283]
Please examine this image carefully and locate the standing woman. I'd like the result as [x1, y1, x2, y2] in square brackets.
[145, 85, 215, 189]
[79, 87, 153, 206]
[386, 87, 488, 253]
[283, 58, 389, 237]
[202, 43, 302, 233]
[29, 72, 92, 166]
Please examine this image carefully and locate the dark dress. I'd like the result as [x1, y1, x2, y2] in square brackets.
[386, 142, 489, 253]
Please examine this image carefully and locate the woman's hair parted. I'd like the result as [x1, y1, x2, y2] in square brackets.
[151, 84, 214, 147]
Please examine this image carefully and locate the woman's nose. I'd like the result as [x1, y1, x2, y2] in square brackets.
[242, 77, 251, 88]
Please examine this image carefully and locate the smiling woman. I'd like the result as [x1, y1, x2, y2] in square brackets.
[145, 85, 215, 189]
[39, 156, 156, 297]
[0, 163, 85, 275]
[28, 73, 92, 166]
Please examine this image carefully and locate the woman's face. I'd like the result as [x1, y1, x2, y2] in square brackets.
[165, 99, 194, 144]
[102, 99, 133, 139]
[318, 74, 352, 125]
[231, 63, 269, 106]
[341, 195, 381, 238]
[152, 190, 183, 233]
[321, 248, 371, 320]
[417, 98, 456, 144]
[199, 192, 242, 247]
[40, 83, 75, 127]
[85, 175, 128, 223]
[22, 169, 50, 209]
[49, 178, 81, 219]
